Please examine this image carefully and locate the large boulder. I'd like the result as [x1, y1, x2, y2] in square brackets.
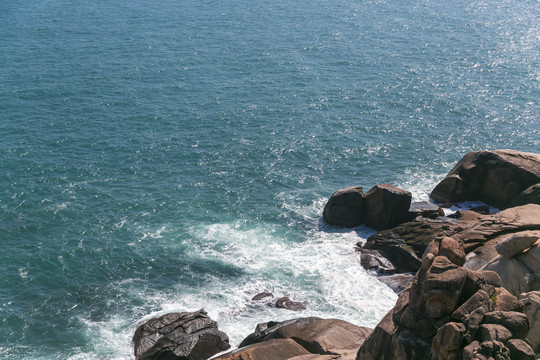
[356, 237, 534, 360]
[323, 186, 366, 227]
[430, 150, 540, 209]
[364, 184, 412, 231]
[323, 184, 413, 230]
[133, 309, 230, 360]
[230, 317, 372, 360]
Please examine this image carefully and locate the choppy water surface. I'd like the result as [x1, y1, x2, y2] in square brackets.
[1, 0, 538, 358]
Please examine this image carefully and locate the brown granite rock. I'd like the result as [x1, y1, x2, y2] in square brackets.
[356, 236, 535, 360]
[358, 217, 464, 274]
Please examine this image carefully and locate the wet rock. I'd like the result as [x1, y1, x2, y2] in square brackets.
[357, 247, 396, 274]
[133, 309, 230, 360]
[364, 184, 412, 231]
[430, 149, 540, 209]
[359, 217, 464, 274]
[251, 292, 273, 301]
[275, 297, 306, 311]
[356, 236, 535, 360]
[323, 186, 366, 227]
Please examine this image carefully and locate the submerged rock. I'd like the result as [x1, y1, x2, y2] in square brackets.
[133, 309, 230, 360]
[251, 292, 274, 301]
[275, 296, 307, 311]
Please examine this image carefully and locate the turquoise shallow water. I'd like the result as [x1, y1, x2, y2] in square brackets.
[1, 0, 539, 358]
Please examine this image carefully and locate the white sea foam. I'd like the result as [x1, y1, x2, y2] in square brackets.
[68, 192, 399, 359]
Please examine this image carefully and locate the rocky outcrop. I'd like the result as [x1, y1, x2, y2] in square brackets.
[323, 184, 412, 230]
[430, 150, 540, 209]
[133, 309, 230, 360]
[251, 292, 274, 301]
[480, 232, 540, 296]
[251, 292, 306, 311]
[216, 318, 372, 360]
[356, 237, 535, 360]
[357, 204, 540, 276]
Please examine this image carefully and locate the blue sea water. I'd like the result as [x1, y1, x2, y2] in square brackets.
[0, 0, 538, 358]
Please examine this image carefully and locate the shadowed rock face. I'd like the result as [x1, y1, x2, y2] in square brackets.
[133, 309, 230, 360]
[431, 150, 540, 209]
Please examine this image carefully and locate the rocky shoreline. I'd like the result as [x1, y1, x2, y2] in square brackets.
[132, 149, 540, 360]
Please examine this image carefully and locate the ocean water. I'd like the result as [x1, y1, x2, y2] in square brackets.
[0, 0, 538, 358]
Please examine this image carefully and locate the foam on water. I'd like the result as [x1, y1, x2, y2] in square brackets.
[61, 196, 397, 359]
